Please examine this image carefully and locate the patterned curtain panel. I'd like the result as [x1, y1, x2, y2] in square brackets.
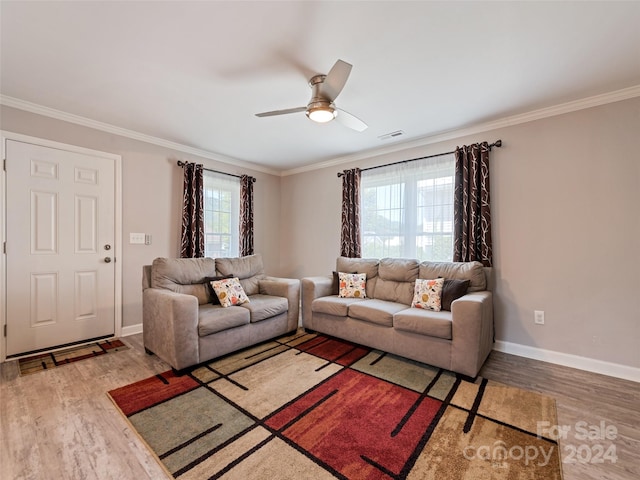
[340, 168, 362, 258]
[180, 162, 205, 258]
[453, 142, 493, 267]
[239, 175, 255, 257]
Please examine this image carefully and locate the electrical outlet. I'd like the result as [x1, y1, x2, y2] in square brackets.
[534, 310, 545, 325]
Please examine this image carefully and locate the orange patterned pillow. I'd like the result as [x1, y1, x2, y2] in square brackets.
[338, 272, 367, 298]
[210, 277, 250, 307]
[411, 278, 444, 311]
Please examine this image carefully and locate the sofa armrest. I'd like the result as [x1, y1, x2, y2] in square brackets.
[260, 277, 301, 330]
[301, 276, 333, 330]
[450, 291, 494, 377]
[142, 288, 200, 371]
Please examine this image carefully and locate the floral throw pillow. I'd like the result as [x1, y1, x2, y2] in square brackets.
[338, 272, 367, 299]
[411, 278, 444, 311]
[210, 277, 250, 307]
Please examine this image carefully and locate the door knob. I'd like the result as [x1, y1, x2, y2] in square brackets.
[104, 257, 112, 263]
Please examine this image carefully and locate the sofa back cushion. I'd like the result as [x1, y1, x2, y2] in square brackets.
[336, 257, 379, 298]
[373, 258, 419, 305]
[151, 257, 217, 304]
[419, 261, 487, 292]
[215, 254, 265, 296]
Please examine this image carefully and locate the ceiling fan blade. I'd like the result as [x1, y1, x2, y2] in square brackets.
[335, 108, 368, 132]
[322, 59, 352, 102]
[255, 106, 306, 117]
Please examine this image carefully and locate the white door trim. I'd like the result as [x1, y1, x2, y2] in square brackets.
[0, 131, 122, 362]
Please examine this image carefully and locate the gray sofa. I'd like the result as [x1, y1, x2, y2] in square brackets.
[301, 257, 493, 377]
[142, 254, 300, 371]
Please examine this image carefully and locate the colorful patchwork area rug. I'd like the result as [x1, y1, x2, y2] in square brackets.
[108, 331, 563, 479]
[19, 338, 128, 376]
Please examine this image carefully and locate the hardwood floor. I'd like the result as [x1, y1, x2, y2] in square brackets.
[1, 333, 638, 480]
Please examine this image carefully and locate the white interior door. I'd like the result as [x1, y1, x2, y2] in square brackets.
[5, 139, 116, 356]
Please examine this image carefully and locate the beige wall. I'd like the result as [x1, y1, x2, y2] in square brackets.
[0, 105, 283, 329]
[2, 97, 639, 369]
[281, 97, 640, 369]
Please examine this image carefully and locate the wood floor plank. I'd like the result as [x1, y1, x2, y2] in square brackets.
[479, 351, 640, 480]
[0, 336, 171, 480]
[1, 335, 638, 479]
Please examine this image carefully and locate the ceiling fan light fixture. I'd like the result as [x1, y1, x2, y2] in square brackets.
[306, 105, 336, 123]
[255, 59, 367, 131]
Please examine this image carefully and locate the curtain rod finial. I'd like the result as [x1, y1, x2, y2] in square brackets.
[495, 139, 502, 148]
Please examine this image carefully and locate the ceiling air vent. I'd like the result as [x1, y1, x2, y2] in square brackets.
[378, 130, 405, 141]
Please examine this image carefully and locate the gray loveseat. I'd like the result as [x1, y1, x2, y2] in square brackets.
[301, 257, 493, 377]
[142, 254, 300, 371]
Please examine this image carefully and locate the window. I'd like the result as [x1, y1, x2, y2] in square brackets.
[361, 154, 455, 261]
[203, 171, 240, 258]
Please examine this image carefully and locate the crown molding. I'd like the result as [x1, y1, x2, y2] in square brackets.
[3, 84, 639, 178]
[281, 84, 640, 176]
[0, 95, 280, 177]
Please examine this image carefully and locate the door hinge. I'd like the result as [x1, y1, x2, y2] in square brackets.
[3, 324, 6, 337]
[3, 159, 5, 171]
[3, 241, 5, 254]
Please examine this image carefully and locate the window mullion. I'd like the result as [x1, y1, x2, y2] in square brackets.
[404, 178, 417, 258]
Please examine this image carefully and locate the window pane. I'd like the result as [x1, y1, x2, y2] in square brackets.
[361, 154, 454, 261]
[362, 181, 405, 259]
[203, 171, 240, 258]
[415, 174, 454, 259]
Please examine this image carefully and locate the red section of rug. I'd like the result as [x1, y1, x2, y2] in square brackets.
[108, 370, 199, 416]
[297, 336, 369, 366]
[266, 368, 442, 479]
[101, 339, 127, 351]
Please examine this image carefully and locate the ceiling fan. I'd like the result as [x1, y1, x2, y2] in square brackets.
[255, 59, 368, 132]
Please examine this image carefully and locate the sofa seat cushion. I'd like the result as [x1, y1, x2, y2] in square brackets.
[240, 294, 288, 323]
[393, 308, 452, 339]
[312, 296, 365, 317]
[198, 304, 250, 336]
[348, 299, 407, 327]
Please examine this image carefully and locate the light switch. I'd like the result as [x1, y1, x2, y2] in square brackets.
[130, 233, 146, 244]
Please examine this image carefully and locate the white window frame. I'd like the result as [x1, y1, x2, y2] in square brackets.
[203, 171, 240, 258]
[360, 154, 455, 261]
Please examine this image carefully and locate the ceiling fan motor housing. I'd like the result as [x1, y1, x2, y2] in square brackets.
[306, 74, 336, 121]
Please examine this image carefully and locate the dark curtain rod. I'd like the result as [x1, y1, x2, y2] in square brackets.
[177, 160, 256, 182]
[337, 139, 502, 177]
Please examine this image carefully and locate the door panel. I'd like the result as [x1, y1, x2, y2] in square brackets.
[5, 140, 116, 356]
[30, 272, 58, 326]
[31, 190, 58, 254]
[75, 195, 98, 253]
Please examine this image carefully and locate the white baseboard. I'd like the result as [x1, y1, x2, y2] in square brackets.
[120, 323, 143, 337]
[494, 341, 640, 383]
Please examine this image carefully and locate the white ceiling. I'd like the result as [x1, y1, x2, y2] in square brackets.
[2, 1, 640, 173]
